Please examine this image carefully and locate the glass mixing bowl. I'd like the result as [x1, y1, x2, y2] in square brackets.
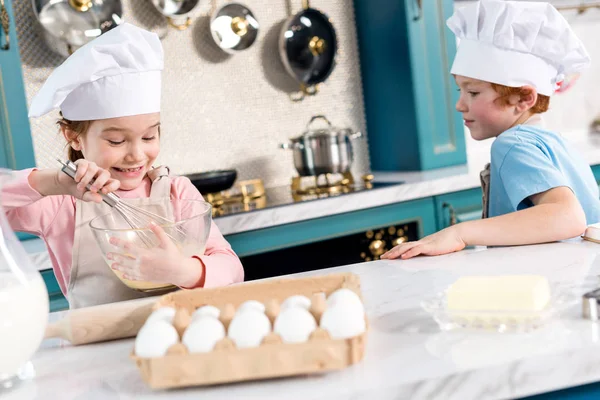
[89, 198, 212, 292]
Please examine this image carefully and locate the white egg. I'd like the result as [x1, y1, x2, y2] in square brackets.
[135, 320, 179, 358]
[326, 288, 365, 314]
[280, 295, 311, 311]
[182, 317, 226, 353]
[146, 307, 177, 324]
[237, 300, 266, 314]
[191, 305, 221, 321]
[320, 303, 366, 339]
[274, 307, 317, 343]
[228, 309, 271, 348]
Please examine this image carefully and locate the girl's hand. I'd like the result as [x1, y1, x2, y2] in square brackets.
[380, 226, 467, 260]
[57, 159, 120, 203]
[106, 222, 204, 288]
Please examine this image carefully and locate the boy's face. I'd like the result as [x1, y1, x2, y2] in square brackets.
[75, 113, 161, 191]
[454, 76, 525, 141]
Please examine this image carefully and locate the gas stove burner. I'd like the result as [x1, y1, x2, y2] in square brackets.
[204, 179, 266, 215]
[291, 172, 373, 198]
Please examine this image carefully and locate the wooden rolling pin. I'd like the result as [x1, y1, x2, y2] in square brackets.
[44, 296, 160, 345]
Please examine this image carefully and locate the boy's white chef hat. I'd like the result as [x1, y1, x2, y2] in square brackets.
[447, 0, 590, 96]
[29, 23, 163, 121]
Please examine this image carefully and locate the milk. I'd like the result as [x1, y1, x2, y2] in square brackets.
[0, 273, 48, 379]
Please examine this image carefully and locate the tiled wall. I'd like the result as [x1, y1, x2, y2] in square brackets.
[14, 0, 370, 188]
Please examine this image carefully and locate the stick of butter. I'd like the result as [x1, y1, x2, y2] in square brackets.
[447, 275, 551, 312]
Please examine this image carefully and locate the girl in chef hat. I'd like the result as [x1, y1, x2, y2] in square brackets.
[2, 23, 243, 308]
[383, 0, 600, 260]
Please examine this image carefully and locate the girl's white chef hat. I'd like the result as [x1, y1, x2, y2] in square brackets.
[29, 23, 163, 121]
[447, 0, 591, 96]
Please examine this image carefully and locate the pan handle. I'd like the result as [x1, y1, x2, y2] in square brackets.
[412, 0, 423, 21]
[167, 16, 192, 30]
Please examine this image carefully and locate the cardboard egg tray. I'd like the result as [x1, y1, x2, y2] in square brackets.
[131, 272, 368, 389]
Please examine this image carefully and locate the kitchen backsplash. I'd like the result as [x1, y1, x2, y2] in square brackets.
[14, 0, 370, 188]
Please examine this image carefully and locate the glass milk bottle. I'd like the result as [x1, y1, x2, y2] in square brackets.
[0, 170, 49, 387]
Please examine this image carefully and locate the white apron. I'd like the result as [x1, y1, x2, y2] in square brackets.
[68, 166, 176, 309]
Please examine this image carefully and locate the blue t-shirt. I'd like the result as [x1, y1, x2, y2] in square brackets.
[489, 124, 600, 224]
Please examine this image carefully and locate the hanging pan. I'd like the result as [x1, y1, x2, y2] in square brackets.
[279, 0, 337, 101]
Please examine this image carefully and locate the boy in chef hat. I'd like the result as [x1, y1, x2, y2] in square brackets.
[3, 23, 243, 308]
[383, 0, 600, 260]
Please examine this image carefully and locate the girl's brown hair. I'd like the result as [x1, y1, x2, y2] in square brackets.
[57, 113, 91, 162]
[490, 83, 550, 114]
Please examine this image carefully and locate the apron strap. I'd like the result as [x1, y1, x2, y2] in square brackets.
[147, 166, 171, 199]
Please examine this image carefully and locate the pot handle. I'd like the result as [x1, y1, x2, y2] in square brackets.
[167, 16, 192, 31]
[279, 142, 304, 150]
[306, 115, 332, 130]
[350, 131, 363, 140]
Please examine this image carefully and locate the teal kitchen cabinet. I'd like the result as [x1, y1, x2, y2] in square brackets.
[591, 164, 600, 185]
[225, 198, 437, 258]
[434, 188, 483, 230]
[0, 0, 36, 171]
[41, 269, 68, 312]
[353, 0, 467, 171]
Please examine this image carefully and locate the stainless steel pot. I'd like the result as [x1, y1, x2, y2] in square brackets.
[280, 115, 362, 176]
[210, 3, 259, 54]
[149, 0, 202, 31]
[32, 0, 123, 58]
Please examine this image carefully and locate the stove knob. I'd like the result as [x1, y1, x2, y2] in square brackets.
[369, 239, 386, 258]
[392, 236, 408, 247]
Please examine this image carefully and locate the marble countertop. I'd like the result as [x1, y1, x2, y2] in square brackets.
[214, 131, 600, 236]
[11, 238, 600, 399]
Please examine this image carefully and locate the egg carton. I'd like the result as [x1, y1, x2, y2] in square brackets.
[131, 272, 368, 389]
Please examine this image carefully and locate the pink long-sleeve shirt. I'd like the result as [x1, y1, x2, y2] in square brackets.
[3, 169, 244, 295]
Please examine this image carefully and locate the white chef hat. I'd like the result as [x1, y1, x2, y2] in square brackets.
[29, 23, 164, 121]
[447, 0, 591, 96]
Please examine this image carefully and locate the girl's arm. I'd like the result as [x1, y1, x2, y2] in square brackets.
[108, 176, 244, 288]
[382, 186, 586, 260]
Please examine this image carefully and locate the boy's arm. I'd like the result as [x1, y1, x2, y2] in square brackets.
[382, 186, 586, 260]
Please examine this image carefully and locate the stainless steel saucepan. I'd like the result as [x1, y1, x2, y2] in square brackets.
[32, 0, 123, 57]
[280, 115, 362, 176]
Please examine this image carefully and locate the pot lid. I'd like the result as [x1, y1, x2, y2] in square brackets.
[297, 115, 350, 139]
[36, 0, 122, 46]
[210, 3, 259, 54]
[150, 0, 201, 17]
[281, 7, 337, 85]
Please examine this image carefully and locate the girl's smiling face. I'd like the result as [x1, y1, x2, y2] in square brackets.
[454, 76, 534, 141]
[66, 113, 161, 191]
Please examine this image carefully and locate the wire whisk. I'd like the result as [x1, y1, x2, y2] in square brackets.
[59, 159, 186, 248]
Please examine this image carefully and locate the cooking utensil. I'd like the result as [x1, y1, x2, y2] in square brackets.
[280, 115, 362, 176]
[583, 288, 600, 320]
[32, 0, 123, 57]
[279, 0, 337, 101]
[186, 170, 237, 194]
[210, 2, 259, 54]
[90, 199, 212, 292]
[148, 0, 202, 30]
[44, 296, 160, 345]
[58, 159, 186, 248]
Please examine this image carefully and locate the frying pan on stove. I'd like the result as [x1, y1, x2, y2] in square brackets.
[279, 0, 337, 101]
[186, 170, 237, 194]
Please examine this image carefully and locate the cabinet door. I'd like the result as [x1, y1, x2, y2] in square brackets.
[225, 198, 437, 257]
[0, 0, 35, 170]
[434, 188, 482, 230]
[353, 0, 466, 171]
